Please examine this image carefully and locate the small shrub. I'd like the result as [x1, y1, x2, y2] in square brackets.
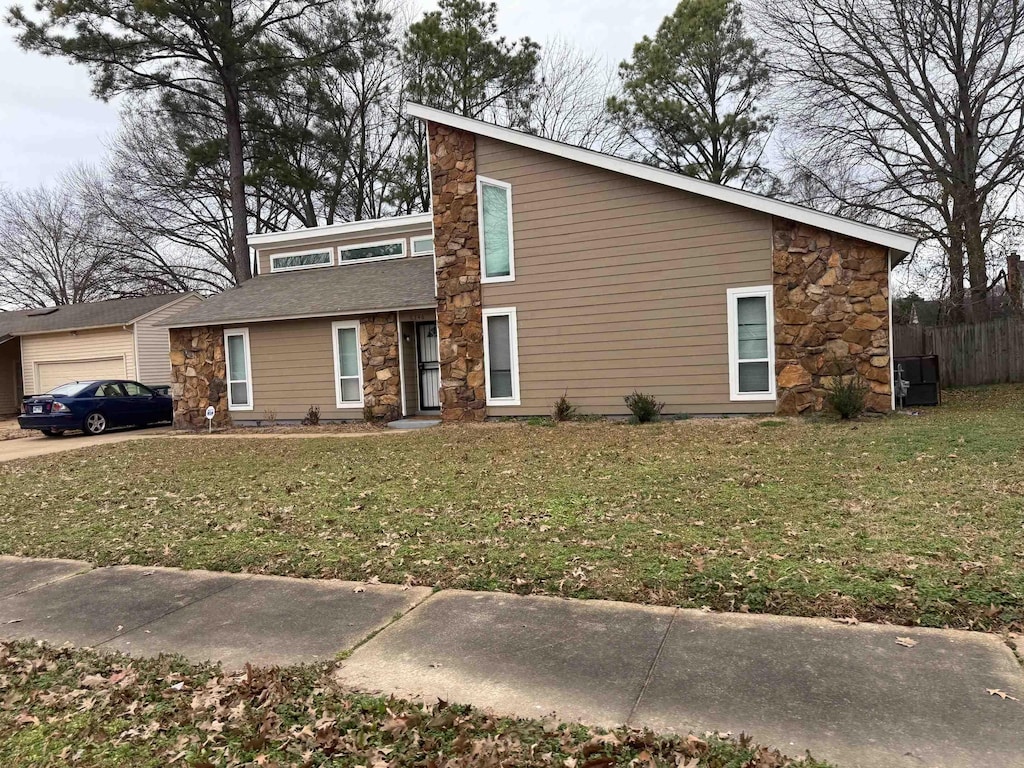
[262, 409, 277, 426]
[624, 391, 664, 424]
[301, 405, 321, 426]
[551, 390, 578, 422]
[824, 375, 870, 419]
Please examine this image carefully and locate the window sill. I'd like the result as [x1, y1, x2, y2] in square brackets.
[228, 404, 254, 412]
[486, 398, 521, 406]
[481, 274, 515, 284]
[729, 392, 776, 402]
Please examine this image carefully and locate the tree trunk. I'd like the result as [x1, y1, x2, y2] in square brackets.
[950, 189, 988, 322]
[223, 75, 252, 284]
[944, 236, 967, 324]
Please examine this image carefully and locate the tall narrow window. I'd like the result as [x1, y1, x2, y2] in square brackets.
[332, 321, 364, 407]
[224, 328, 253, 410]
[477, 176, 514, 282]
[727, 286, 775, 401]
[482, 307, 520, 405]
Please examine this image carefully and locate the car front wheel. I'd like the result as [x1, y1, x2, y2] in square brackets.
[83, 412, 107, 436]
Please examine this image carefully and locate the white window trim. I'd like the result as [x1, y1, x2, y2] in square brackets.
[269, 247, 335, 273]
[411, 235, 434, 255]
[727, 285, 776, 402]
[476, 176, 516, 283]
[482, 306, 521, 406]
[224, 327, 254, 411]
[331, 320, 364, 409]
[337, 238, 406, 265]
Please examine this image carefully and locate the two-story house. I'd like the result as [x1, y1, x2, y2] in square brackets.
[164, 105, 917, 427]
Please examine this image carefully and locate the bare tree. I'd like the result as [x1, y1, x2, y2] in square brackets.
[73, 163, 233, 294]
[100, 109, 237, 288]
[528, 38, 625, 152]
[0, 179, 135, 308]
[760, 0, 1024, 321]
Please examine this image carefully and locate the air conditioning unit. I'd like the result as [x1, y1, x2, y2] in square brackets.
[894, 355, 941, 406]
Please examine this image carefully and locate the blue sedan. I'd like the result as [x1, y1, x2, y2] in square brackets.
[18, 380, 173, 437]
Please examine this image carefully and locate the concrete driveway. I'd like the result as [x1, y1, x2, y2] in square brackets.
[0, 424, 173, 462]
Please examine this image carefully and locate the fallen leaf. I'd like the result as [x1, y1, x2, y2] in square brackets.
[987, 688, 1019, 701]
[895, 637, 918, 647]
[831, 617, 859, 625]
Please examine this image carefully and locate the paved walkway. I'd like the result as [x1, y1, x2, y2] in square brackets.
[0, 556, 1021, 768]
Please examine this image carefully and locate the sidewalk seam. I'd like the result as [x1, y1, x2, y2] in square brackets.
[344, 588, 440, 657]
[0, 563, 94, 600]
[93, 573, 253, 649]
[626, 607, 677, 726]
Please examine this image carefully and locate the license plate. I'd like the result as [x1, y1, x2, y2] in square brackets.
[32, 406, 42, 414]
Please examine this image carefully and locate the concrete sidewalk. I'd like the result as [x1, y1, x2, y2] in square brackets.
[0, 556, 1021, 768]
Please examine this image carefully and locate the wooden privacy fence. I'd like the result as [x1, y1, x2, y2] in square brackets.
[893, 317, 1024, 387]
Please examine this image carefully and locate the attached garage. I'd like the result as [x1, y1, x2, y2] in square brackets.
[21, 325, 136, 396]
[0, 293, 202, 412]
[34, 357, 128, 394]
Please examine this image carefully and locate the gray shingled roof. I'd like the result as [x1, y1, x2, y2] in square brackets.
[0, 293, 193, 337]
[163, 257, 436, 327]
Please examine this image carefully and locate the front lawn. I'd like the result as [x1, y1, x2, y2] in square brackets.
[0, 642, 823, 767]
[1, 386, 1022, 631]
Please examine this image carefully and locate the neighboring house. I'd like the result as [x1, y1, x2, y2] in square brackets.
[0, 293, 201, 415]
[165, 105, 917, 428]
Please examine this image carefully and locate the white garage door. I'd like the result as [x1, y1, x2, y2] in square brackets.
[36, 357, 126, 393]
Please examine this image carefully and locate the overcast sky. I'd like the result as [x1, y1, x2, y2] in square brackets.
[0, 0, 674, 192]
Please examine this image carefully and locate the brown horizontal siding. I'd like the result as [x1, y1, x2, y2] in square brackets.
[246, 317, 361, 421]
[476, 134, 774, 416]
[0, 340, 21, 415]
[256, 224, 433, 276]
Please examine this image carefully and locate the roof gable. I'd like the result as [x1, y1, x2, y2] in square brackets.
[407, 103, 918, 258]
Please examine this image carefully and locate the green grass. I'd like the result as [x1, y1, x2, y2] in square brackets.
[0, 641, 826, 767]
[1, 385, 1022, 631]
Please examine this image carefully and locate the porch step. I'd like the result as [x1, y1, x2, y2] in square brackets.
[386, 418, 441, 430]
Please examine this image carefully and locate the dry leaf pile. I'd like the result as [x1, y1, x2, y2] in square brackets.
[0, 641, 831, 767]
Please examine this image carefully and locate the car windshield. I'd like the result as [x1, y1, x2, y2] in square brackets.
[46, 382, 89, 396]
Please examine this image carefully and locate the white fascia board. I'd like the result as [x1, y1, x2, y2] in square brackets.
[407, 103, 919, 257]
[248, 213, 433, 247]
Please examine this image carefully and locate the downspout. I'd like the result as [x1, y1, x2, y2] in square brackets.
[887, 249, 896, 411]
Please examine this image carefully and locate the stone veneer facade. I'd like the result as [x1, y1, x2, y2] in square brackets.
[360, 312, 402, 422]
[772, 218, 892, 414]
[169, 326, 231, 430]
[428, 122, 486, 422]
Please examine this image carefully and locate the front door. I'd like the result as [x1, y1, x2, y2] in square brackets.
[416, 322, 441, 411]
